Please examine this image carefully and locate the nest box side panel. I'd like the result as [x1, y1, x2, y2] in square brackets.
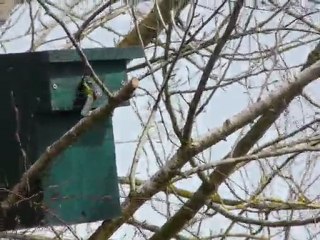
[0, 56, 50, 230]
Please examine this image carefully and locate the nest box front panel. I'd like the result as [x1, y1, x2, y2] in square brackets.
[48, 60, 127, 112]
[34, 113, 120, 225]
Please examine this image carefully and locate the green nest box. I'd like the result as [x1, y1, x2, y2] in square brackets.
[0, 47, 143, 230]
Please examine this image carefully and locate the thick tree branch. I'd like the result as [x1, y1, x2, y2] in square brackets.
[88, 51, 320, 240]
[118, 177, 320, 211]
[117, 0, 190, 48]
[149, 61, 320, 239]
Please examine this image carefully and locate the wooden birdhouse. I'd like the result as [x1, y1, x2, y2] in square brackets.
[0, 47, 143, 230]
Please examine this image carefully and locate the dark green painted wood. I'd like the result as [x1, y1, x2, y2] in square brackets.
[0, 47, 144, 63]
[48, 61, 126, 111]
[35, 113, 120, 225]
[47, 47, 144, 62]
[0, 47, 143, 230]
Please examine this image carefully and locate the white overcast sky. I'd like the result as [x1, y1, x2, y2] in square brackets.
[1, 0, 320, 239]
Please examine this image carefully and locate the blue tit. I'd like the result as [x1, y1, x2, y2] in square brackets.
[73, 75, 101, 116]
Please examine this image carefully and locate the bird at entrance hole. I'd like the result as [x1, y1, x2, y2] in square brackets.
[73, 74, 102, 116]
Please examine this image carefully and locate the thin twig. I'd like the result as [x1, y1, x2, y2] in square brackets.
[74, 0, 114, 41]
[181, 143, 320, 178]
[181, 0, 244, 144]
[37, 0, 113, 98]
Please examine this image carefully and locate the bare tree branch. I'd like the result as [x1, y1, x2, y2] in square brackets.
[149, 46, 320, 240]
[182, 0, 244, 144]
